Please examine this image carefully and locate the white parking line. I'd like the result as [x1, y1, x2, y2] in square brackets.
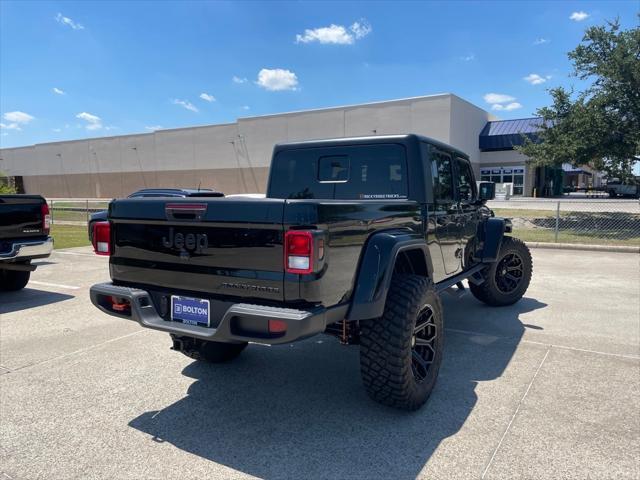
[445, 327, 640, 360]
[12, 330, 146, 373]
[29, 280, 81, 290]
[481, 347, 551, 479]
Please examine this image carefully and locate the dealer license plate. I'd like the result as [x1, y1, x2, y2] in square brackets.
[170, 295, 210, 327]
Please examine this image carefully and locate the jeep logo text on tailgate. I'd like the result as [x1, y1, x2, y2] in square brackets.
[162, 228, 208, 254]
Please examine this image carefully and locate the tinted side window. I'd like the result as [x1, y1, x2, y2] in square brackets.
[431, 151, 454, 202]
[455, 157, 476, 202]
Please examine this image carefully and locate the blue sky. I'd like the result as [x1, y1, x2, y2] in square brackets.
[0, 0, 637, 148]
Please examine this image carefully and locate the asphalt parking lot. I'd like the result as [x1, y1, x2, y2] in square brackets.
[1, 247, 639, 479]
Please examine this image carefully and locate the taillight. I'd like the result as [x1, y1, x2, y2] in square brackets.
[41, 203, 50, 235]
[92, 221, 111, 256]
[284, 230, 314, 274]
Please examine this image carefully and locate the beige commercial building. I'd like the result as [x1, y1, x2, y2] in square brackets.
[0, 93, 543, 198]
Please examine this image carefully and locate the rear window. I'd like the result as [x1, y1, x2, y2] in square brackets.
[268, 144, 408, 200]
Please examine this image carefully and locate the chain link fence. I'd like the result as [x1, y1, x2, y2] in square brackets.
[47, 200, 109, 225]
[489, 200, 640, 247]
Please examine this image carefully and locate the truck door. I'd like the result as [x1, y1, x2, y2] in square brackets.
[430, 149, 462, 276]
[454, 157, 479, 269]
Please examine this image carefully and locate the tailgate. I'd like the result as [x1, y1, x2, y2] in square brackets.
[0, 195, 46, 240]
[109, 198, 286, 301]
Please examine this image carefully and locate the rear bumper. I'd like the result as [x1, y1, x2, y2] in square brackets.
[89, 282, 330, 345]
[0, 237, 54, 262]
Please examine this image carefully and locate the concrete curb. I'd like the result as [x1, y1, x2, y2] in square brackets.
[525, 241, 640, 254]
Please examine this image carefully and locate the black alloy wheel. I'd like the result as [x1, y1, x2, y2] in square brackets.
[494, 252, 525, 294]
[411, 304, 438, 382]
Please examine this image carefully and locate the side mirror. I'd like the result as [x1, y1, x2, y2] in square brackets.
[478, 182, 495, 202]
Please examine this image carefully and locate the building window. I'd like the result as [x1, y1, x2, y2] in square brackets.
[480, 166, 526, 196]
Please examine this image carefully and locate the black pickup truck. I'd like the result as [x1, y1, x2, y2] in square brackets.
[90, 134, 532, 410]
[1, 195, 53, 291]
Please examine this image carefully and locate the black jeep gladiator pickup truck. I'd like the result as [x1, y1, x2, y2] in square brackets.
[1, 195, 53, 291]
[90, 134, 532, 410]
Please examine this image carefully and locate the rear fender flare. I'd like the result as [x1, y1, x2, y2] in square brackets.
[347, 232, 432, 321]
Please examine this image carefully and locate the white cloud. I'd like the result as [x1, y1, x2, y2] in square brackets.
[145, 125, 163, 131]
[570, 11, 589, 22]
[492, 102, 523, 111]
[296, 24, 352, 44]
[52, 128, 62, 132]
[76, 112, 102, 130]
[350, 20, 372, 39]
[523, 73, 552, 85]
[52, 87, 66, 95]
[295, 19, 372, 44]
[172, 99, 199, 112]
[1, 112, 32, 133]
[232, 76, 248, 84]
[533, 38, 549, 45]
[241, 105, 250, 111]
[256, 68, 298, 91]
[199, 93, 216, 102]
[483, 93, 516, 105]
[3, 111, 34, 124]
[0, 122, 21, 131]
[484, 93, 522, 112]
[460, 53, 475, 61]
[55, 13, 84, 30]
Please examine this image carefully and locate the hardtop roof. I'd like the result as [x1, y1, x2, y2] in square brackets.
[274, 134, 469, 159]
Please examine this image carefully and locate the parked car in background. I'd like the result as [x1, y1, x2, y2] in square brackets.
[606, 178, 640, 198]
[0, 195, 53, 291]
[88, 188, 224, 242]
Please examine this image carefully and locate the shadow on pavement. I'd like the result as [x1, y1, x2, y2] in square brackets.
[129, 296, 546, 479]
[0, 288, 74, 314]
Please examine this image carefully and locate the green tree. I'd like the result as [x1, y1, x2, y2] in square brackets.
[0, 171, 16, 194]
[517, 18, 640, 181]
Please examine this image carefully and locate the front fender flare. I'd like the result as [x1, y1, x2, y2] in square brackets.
[347, 231, 432, 321]
[479, 217, 509, 263]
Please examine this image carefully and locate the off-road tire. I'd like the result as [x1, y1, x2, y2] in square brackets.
[470, 236, 532, 306]
[173, 335, 248, 363]
[359, 274, 443, 411]
[0, 269, 31, 291]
